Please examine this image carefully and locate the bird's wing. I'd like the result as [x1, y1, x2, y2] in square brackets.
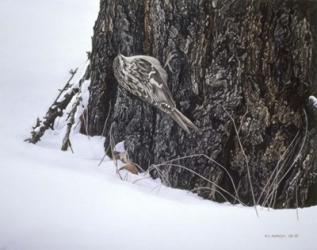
[147, 65, 176, 108]
[125, 58, 175, 109]
[136, 57, 176, 111]
[128, 55, 168, 82]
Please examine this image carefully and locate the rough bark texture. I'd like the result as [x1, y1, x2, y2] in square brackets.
[85, 0, 317, 208]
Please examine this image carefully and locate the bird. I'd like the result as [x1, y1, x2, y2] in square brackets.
[113, 53, 199, 134]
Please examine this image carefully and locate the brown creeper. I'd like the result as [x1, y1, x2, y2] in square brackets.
[113, 53, 198, 134]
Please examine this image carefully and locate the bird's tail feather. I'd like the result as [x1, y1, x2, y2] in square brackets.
[170, 108, 199, 134]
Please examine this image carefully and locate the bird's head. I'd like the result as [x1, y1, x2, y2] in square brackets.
[117, 48, 126, 59]
[115, 53, 127, 69]
[113, 53, 128, 76]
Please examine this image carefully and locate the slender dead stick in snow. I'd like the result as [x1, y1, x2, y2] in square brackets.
[25, 68, 79, 144]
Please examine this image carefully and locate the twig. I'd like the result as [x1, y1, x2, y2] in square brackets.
[263, 109, 308, 207]
[25, 68, 80, 144]
[222, 106, 258, 216]
[54, 68, 78, 104]
[98, 145, 110, 167]
[109, 123, 123, 180]
[257, 130, 300, 204]
[296, 185, 299, 221]
[237, 105, 249, 134]
[102, 102, 112, 136]
[132, 176, 152, 184]
[81, 109, 90, 138]
[191, 186, 231, 203]
[155, 153, 240, 202]
[149, 163, 247, 206]
[61, 93, 82, 151]
[263, 137, 299, 207]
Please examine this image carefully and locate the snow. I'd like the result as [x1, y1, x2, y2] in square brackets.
[0, 1, 317, 250]
[309, 96, 317, 109]
[114, 141, 126, 153]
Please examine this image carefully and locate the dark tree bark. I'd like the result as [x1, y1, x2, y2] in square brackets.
[85, 0, 317, 208]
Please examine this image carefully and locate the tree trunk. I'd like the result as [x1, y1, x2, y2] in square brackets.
[85, 0, 317, 208]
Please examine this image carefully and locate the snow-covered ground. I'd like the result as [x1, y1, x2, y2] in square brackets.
[0, 1, 316, 249]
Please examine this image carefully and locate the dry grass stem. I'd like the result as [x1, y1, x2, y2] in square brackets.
[222, 106, 258, 216]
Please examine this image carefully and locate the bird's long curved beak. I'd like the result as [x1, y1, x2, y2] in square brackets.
[118, 53, 126, 61]
[118, 52, 124, 60]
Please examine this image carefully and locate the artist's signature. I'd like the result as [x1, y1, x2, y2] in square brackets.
[264, 234, 299, 239]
